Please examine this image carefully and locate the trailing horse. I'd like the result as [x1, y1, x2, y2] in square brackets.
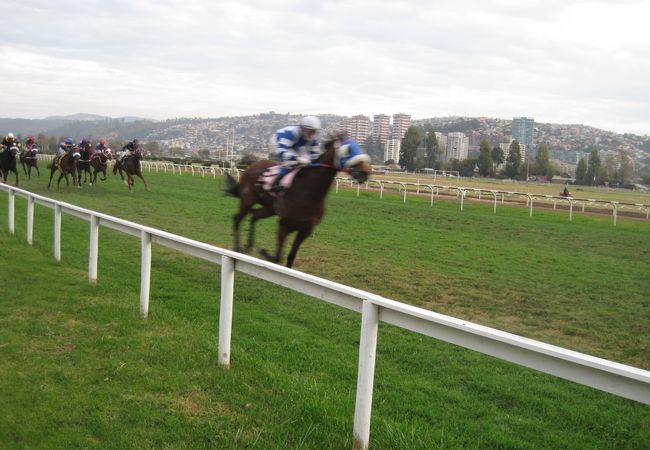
[47, 152, 81, 190]
[224, 138, 371, 268]
[0, 145, 19, 186]
[19, 147, 40, 179]
[76, 142, 94, 185]
[113, 148, 147, 192]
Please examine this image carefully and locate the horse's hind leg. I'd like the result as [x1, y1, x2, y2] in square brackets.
[246, 207, 274, 252]
[135, 172, 148, 191]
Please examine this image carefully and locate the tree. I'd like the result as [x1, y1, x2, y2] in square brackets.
[586, 146, 601, 185]
[399, 126, 421, 171]
[535, 143, 553, 178]
[605, 153, 617, 184]
[575, 157, 587, 185]
[423, 125, 439, 168]
[144, 140, 160, 157]
[618, 149, 633, 186]
[239, 153, 259, 167]
[491, 145, 505, 168]
[477, 139, 493, 176]
[505, 140, 521, 179]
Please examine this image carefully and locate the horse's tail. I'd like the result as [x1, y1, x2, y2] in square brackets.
[224, 172, 239, 197]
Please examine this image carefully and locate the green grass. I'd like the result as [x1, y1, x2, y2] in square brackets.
[0, 171, 649, 449]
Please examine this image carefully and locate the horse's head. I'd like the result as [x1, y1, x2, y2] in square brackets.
[9, 146, 19, 157]
[329, 138, 371, 184]
[103, 148, 113, 160]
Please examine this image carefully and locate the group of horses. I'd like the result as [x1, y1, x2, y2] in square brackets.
[0, 144, 147, 192]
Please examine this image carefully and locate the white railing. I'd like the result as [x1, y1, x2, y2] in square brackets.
[3, 183, 649, 449]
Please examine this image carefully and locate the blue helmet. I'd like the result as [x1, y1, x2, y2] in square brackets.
[64, 138, 73, 145]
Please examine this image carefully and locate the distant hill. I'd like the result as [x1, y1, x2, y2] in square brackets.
[43, 113, 112, 121]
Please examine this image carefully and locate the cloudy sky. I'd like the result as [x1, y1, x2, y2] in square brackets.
[1, 0, 648, 134]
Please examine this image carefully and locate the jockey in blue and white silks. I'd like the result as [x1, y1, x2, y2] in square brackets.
[335, 134, 370, 169]
[268, 115, 321, 192]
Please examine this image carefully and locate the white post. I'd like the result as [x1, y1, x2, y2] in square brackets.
[218, 255, 235, 368]
[54, 204, 61, 262]
[612, 203, 618, 226]
[140, 231, 152, 318]
[459, 190, 464, 211]
[529, 195, 534, 217]
[88, 215, 99, 284]
[356, 182, 360, 197]
[352, 300, 379, 450]
[379, 183, 384, 200]
[569, 200, 574, 222]
[7, 190, 15, 235]
[335, 179, 340, 193]
[26, 195, 34, 245]
[493, 193, 497, 213]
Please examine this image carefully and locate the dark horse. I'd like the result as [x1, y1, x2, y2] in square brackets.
[0, 145, 19, 186]
[113, 148, 147, 191]
[47, 152, 81, 189]
[76, 141, 95, 185]
[224, 139, 371, 268]
[19, 147, 40, 179]
[88, 148, 113, 185]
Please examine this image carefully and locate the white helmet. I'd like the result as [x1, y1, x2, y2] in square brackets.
[7, 132, 14, 139]
[300, 116, 321, 131]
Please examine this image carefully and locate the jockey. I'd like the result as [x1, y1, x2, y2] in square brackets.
[268, 116, 321, 192]
[58, 138, 75, 156]
[1, 132, 20, 153]
[332, 130, 371, 171]
[25, 136, 36, 150]
[95, 138, 108, 152]
[119, 139, 140, 162]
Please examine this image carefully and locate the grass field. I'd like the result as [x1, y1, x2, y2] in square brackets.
[1, 171, 649, 449]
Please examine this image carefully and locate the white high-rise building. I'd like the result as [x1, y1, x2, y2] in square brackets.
[384, 139, 401, 163]
[445, 132, 469, 162]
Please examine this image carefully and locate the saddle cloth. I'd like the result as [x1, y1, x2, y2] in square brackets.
[259, 166, 300, 192]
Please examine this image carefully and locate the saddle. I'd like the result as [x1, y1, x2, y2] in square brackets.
[258, 166, 300, 193]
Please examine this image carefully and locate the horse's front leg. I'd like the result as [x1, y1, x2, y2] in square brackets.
[286, 224, 313, 269]
[246, 207, 274, 252]
[134, 172, 148, 191]
[35, 164, 40, 177]
[260, 221, 290, 264]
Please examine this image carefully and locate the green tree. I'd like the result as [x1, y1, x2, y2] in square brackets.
[144, 141, 161, 157]
[239, 153, 259, 167]
[399, 126, 421, 171]
[423, 125, 439, 168]
[505, 140, 521, 179]
[535, 143, 553, 178]
[605, 153, 617, 184]
[575, 157, 587, 185]
[197, 148, 211, 160]
[477, 139, 493, 176]
[491, 145, 505, 168]
[618, 149, 633, 185]
[586, 146, 601, 185]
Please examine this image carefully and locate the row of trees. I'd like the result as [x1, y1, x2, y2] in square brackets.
[397, 126, 556, 179]
[396, 126, 637, 185]
[574, 147, 633, 186]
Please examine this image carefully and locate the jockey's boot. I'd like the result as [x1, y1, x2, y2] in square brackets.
[270, 171, 288, 193]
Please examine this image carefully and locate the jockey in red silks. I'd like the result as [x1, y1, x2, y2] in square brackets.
[268, 116, 321, 192]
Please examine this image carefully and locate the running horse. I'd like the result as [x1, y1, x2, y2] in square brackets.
[76, 141, 95, 185]
[113, 148, 147, 191]
[88, 147, 113, 185]
[47, 151, 81, 189]
[0, 144, 19, 186]
[19, 146, 40, 179]
[224, 138, 371, 268]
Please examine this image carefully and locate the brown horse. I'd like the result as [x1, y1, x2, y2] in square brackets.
[47, 151, 81, 189]
[88, 148, 113, 185]
[113, 148, 147, 191]
[76, 142, 95, 185]
[19, 147, 40, 179]
[0, 145, 19, 186]
[224, 138, 371, 268]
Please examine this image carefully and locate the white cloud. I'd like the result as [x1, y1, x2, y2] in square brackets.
[0, 0, 648, 134]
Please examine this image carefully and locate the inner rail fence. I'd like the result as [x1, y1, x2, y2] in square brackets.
[37, 155, 650, 225]
[5, 181, 649, 449]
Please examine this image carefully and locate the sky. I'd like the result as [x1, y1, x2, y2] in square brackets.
[1, 0, 649, 135]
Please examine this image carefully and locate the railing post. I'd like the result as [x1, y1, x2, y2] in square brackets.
[528, 195, 534, 217]
[89, 215, 99, 284]
[218, 255, 235, 368]
[7, 190, 15, 235]
[26, 195, 34, 245]
[140, 230, 152, 318]
[352, 300, 379, 450]
[335, 178, 340, 193]
[54, 204, 61, 261]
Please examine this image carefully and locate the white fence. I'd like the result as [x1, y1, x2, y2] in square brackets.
[2, 182, 649, 450]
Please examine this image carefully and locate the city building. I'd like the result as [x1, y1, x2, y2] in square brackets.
[346, 115, 371, 143]
[445, 132, 469, 162]
[372, 114, 390, 145]
[512, 117, 534, 159]
[392, 113, 411, 140]
[384, 139, 401, 163]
